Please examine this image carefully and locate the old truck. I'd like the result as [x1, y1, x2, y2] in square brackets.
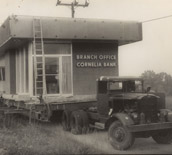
[61, 76, 172, 150]
[1, 76, 172, 150]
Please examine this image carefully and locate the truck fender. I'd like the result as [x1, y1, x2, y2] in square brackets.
[111, 113, 134, 126]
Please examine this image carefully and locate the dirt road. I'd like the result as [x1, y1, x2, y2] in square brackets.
[65, 128, 172, 154]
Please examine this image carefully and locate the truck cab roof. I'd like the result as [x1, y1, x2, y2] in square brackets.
[98, 76, 143, 82]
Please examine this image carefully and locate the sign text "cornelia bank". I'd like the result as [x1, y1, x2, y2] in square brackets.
[76, 54, 117, 68]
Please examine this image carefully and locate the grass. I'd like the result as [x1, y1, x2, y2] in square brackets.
[0, 115, 103, 155]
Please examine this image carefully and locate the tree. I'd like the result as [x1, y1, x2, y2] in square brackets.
[141, 70, 172, 96]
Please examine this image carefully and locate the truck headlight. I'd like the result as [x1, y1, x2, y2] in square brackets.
[131, 112, 139, 123]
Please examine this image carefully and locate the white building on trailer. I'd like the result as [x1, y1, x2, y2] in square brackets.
[0, 15, 142, 102]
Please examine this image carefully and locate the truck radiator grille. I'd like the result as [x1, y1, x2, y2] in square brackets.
[139, 96, 158, 123]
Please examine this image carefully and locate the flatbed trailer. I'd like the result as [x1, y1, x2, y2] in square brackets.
[0, 94, 97, 122]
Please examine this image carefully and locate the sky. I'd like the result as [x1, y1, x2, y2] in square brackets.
[0, 0, 172, 76]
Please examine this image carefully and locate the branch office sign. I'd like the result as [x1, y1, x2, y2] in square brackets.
[76, 54, 117, 68]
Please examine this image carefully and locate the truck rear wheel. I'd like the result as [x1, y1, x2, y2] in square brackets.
[62, 110, 71, 131]
[78, 110, 89, 134]
[152, 129, 172, 144]
[108, 121, 135, 150]
[70, 111, 82, 135]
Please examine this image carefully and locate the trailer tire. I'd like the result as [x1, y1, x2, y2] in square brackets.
[152, 129, 172, 144]
[70, 111, 82, 135]
[108, 120, 135, 150]
[79, 110, 89, 134]
[62, 110, 71, 131]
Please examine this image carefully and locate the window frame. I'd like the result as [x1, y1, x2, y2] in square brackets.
[0, 67, 5, 81]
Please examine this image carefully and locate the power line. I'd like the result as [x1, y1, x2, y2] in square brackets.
[56, 0, 89, 18]
[142, 14, 172, 23]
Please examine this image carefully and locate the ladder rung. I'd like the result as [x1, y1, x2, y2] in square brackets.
[36, 57, 43, 60]
[34, 25, 41, 28]
[35, 31, 41, 33]
[35, 46, 42, 49]
[34, 21, 41, 24]
[35, 45, 42, 48]
[35, 44, 42, 46]
[35, 36, 41, 38]
[37, 87, 43, 89]
[35, 32, 41, 34]
[35, 40, 41, 42]
[36, 62, 43, 64]
[35, 49, 42, 52]
[35, 30, 41, 32]
[35, 39, 42, 41]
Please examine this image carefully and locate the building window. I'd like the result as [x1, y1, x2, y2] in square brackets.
[0, 67, 5, 81]
[44, 43, 71, 55]
[32, 43, 72, 95]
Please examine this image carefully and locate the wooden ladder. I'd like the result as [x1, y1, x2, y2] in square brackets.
[33, 18, 46, 96]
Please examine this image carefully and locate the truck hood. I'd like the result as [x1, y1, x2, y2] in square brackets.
[110, 93, 159, 100]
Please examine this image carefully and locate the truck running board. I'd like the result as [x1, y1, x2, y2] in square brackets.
[89, 122, 105, 130]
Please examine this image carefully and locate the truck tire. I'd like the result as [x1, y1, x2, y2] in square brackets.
[152, 129, 172, 144]
[78, 110, 89, 134]
[62, 110, 71, 131]
[108, 121, 135, 150]
[70, 111, 82, 135]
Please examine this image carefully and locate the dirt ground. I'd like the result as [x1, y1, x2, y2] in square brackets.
[66, 129, 172, 154]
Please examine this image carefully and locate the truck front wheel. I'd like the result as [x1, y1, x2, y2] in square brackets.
[108, 121, 135, 150]
[152, 129, 172, 144]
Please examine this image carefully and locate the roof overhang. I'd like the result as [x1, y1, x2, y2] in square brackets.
[0, 15, 142, 54]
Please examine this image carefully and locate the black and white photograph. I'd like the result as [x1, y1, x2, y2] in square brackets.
[0, 0, 172, 154]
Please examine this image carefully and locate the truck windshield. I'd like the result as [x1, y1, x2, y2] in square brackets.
[109, 80, 143, 93]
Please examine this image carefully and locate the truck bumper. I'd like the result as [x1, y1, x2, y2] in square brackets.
[127, 122, 172, 132]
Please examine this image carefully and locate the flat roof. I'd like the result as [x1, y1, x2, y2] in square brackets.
[0, 15, 142, 54]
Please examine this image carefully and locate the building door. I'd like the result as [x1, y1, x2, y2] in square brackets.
[45, 57, 60, 94]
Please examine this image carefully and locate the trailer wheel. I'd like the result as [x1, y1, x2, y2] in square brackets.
[79, 110, 89, 134]
[62, 110, 71, 131]
[108, 121, 135, 150]
[152, 129, 172, 144]
[70, 111, 82, 135]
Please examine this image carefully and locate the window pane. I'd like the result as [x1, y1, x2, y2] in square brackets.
[44, 44, 71, 55]
[45, 58, 59, 74]
[45, 57, 60, 94]
[46, 76, 59, 94]
[110, 82, 123, 90]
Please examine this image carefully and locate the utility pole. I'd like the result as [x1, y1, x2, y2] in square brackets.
[56, 0, 89, 18]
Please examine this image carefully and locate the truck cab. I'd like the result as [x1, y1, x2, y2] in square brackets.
[97, 76, 145, 116]
[94, 76, 172, 150]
